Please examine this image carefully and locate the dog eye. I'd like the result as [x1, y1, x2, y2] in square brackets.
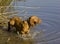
[25, 32, 28, 34]
[34, 22, 36, 24]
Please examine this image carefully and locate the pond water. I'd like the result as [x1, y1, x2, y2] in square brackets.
[0, 0, 60, 44]
[13, 0, 60, 44]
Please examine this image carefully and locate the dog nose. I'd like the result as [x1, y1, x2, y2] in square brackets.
[38, 19, 42, 24]
[34, 22, 36, 24]
[25, 32, 28, 34]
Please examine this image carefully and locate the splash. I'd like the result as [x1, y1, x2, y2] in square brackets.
[17, 30, 44, 40]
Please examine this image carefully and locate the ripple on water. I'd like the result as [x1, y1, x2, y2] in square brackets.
[10, 0, 60, 44]
[37, 15, 60, 43]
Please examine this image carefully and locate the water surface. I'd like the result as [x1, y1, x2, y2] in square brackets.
[13, 0, 60, 44]
[0, 0, 60, 44]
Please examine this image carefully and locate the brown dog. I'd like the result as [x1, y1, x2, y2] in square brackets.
[8, 16, 42, 36]
[20, 16, 42, 36]
[19, 21, 30, 36]
[8, 16, 30, 36]
[27, 16, 42, 27]
[8, 16, 22, 32]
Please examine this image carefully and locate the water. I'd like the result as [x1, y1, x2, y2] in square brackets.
[13, 0, 60, 44]
[0, 0, 60, 44]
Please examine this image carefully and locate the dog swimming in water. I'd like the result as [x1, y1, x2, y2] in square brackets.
[8, 16, 42, 37]
[20, 16, 42, 36]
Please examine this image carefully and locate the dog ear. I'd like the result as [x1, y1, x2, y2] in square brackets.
[8, 19, 15, 31]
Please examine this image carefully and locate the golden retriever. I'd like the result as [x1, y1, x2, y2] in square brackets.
[8, 16, 42, 36]
[27, 16, 42, 27]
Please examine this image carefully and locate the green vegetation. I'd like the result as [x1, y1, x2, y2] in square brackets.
[0, 0, 16, 27]
[0, 0, 26, 27]
[0, 0, 12, 13]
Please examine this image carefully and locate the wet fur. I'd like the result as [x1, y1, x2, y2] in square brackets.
[19, 21, 30, 36]
[8, 16, 42, 36]
[27, 16, 42, 27]
[8, 16, 22, 32]
[8, 16, 29, 36]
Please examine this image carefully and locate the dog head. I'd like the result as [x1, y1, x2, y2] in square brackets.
[28, 16, 42, 27]
[8, 16, 23, 32]
[9, 16, 22, 26]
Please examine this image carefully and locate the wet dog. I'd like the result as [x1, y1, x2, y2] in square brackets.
[19, 20, 30, 36]
[27, 16, 42, 27]
[8, 16, 42, 36]
[20, 16, 42, 36]
[8, 16, 22, 32]
[8, 16, 29, 36]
